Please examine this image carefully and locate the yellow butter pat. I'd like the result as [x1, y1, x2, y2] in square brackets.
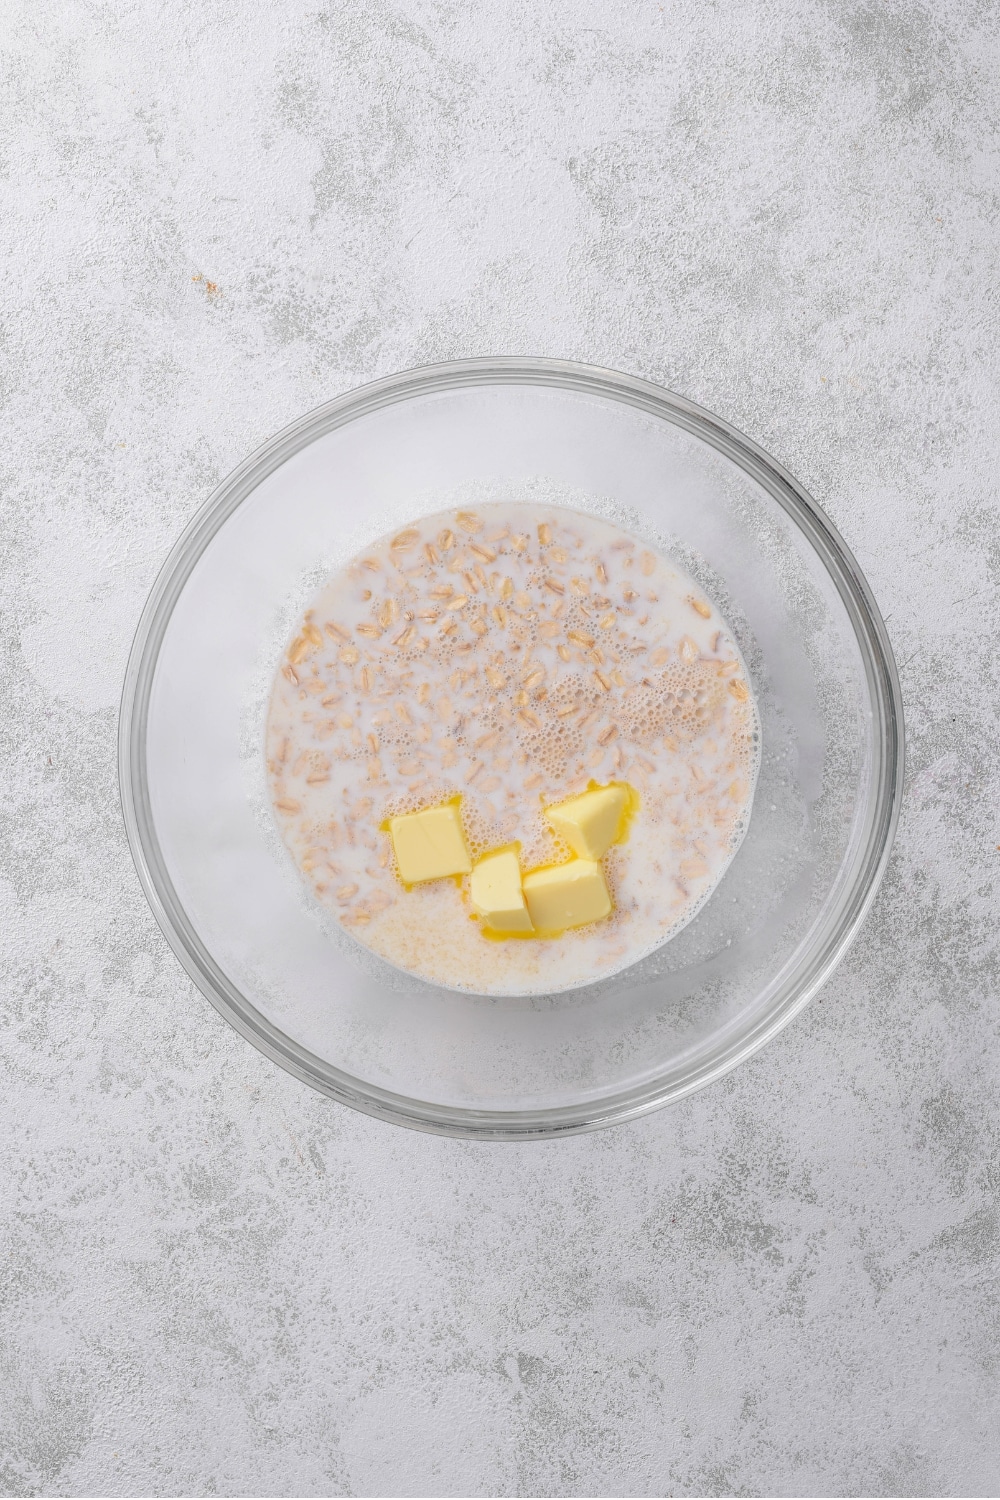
[543, 783, 630, 860]
[470, 849, 534, 933]
[522, 859, 612, 934]
[389, 802, 472, 885]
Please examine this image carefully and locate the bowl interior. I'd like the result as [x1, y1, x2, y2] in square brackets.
[124, 364, 901, 1136]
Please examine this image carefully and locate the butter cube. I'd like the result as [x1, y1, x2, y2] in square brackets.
[389, 802, 471, 885]
[544, 783, 630, 860]
[470, 849, 534, 933]
[522, 859, 612, 934]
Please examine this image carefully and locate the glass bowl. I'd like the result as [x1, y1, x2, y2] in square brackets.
[119, 359, 903, 1139]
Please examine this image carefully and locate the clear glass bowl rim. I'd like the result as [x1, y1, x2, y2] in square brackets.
[118, 357, 904, 1140]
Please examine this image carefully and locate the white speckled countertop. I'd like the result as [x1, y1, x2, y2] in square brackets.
[3, 1, 998, 1494]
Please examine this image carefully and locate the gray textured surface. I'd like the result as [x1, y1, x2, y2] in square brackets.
[2, 0, 998, 1494]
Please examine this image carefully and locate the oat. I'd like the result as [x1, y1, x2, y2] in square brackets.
[288, 636, 311, 665]
[456, 510, 482, 533]
[729, 678, 749, 701]
[339, 645, 360, 665]
[557, 645, 571, 662]
[446, 595, 468, 611]
[537, 522, 552, 545]
[324, 621, 350, 642]
[594, 670, 610, 691]
[392, 625, 416, 646]
[689, 597, 712, 618]
[543, 577, 565, 594]
[276, 798, 300, 814]
[437, 528, 455, 551]
[595, 562, 608, 584]
[599, 614, 615, 630]
[470, 542, 496, 563]
[640, 552, 655, 576]
[391, 529, 420, 552]
[597, 723, 618, 743]
[568, 630, 595, 647]
[282, 665, 299, 685]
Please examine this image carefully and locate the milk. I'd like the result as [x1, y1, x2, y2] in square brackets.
[266, 503, 759, 995]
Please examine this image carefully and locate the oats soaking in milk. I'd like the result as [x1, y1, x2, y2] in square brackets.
[266, 504, 760, 994]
